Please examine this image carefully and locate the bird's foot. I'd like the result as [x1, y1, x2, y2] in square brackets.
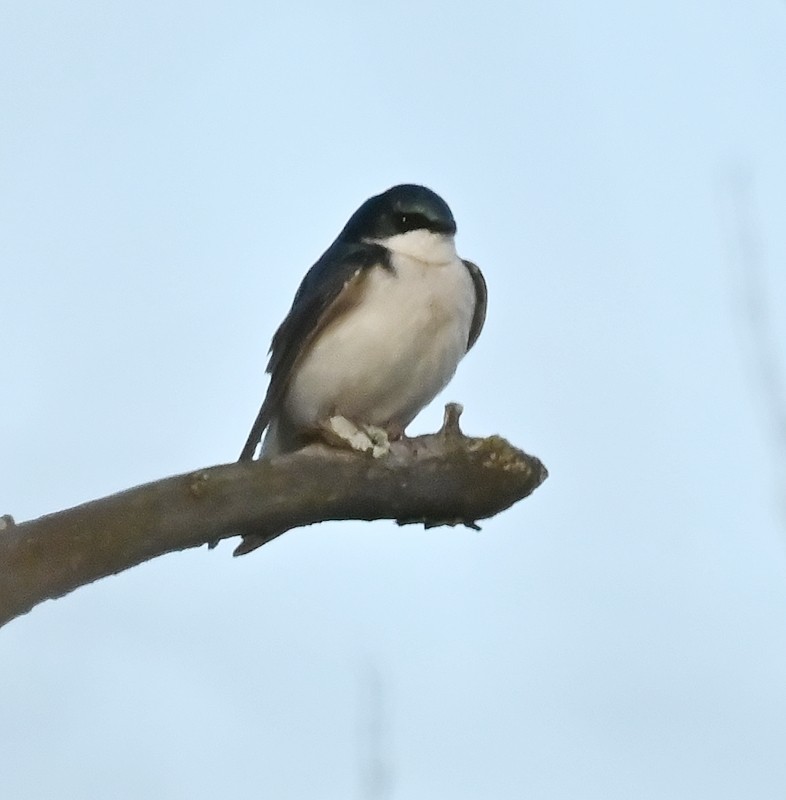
[361, 423, 391, 457]
[319, 416, 390, 458]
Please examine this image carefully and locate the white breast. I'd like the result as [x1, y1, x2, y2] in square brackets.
[284, 236, 476, 434]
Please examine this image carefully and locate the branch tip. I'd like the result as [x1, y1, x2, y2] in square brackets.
[440, 402, 464, 438]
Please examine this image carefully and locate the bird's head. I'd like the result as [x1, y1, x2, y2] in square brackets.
[340, 184, 458, 263]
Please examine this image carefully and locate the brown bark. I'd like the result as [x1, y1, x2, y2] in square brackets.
[0, 405, 547, 628]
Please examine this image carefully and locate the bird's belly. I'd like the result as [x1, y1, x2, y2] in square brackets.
[284, 257, 475, 431]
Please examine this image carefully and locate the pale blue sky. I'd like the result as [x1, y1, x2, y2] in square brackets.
[2, 2, 786, 798]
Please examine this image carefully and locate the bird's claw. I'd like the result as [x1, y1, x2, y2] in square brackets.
[320, 416, 390, 457]
[361, 424, 391, 458]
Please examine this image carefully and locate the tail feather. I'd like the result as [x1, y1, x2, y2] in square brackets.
[239, 402, 272, 461]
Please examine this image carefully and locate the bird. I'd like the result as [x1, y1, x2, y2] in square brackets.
[240, 183, 487, 462]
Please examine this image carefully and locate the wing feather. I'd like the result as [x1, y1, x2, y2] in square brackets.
[239, 241, 389, 460]
[463, 259, 487, 352]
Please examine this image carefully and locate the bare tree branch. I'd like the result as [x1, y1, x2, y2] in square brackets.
[0, 405, 547, 628]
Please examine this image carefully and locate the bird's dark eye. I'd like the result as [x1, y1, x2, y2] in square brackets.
[395, 211, 426, 233]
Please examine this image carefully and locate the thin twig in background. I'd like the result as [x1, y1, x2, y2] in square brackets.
[725, 167, 786, 526]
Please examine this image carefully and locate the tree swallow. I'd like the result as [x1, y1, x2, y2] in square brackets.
[239, 183, 487, 461]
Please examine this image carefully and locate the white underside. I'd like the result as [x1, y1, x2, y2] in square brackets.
[278, 232, 475, 439]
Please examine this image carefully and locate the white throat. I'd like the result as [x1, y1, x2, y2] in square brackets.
[367, 230, 458, 265]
